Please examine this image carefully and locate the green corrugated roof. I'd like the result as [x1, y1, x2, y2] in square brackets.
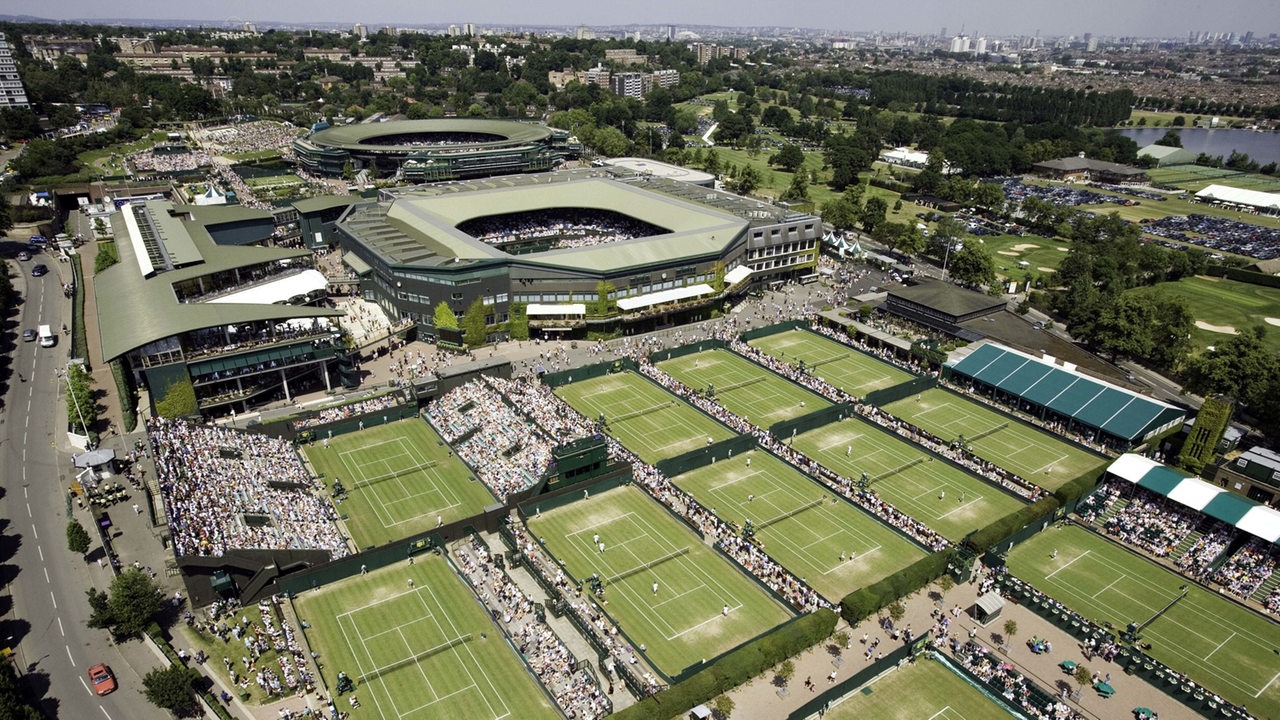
[1201, 492, 1255, 525]
[1135, 465, 1187, 495]
[96, 202, 340, 362]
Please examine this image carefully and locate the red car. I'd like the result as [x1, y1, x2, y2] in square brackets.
[88, 663, 117, 695]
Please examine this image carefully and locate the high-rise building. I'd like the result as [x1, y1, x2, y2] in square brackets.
[0, 34, 29, 109]
[463, 23, 475, 36]
[610, 72, 652, 99]
[949, 35, 970, 53]
[667, 25, 675, 42]
[974, 37, 987, 54]
[352, 23, 367, 39]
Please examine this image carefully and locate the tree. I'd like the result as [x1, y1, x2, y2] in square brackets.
[87, 568, 166, 638]
[1183, 326, 1280, 418]
[771, 144, 805, 173]
[861, 195, 888, 235]
[461, 298, 488, 347]
[0, 662, 42, 720]
[1003, 619, 1018, 647]
[887, 600, 906, 624]
[66, 363, 99, 432]
[947, 242, 999, 291]
[142, 664, 201, 717]
[1154, 130, 1182, 148]
[780, 172, 809, 202]
[1072, 665, 1093, 699]
[734, 165, 761, 195]
[776, 658, 795, 687]
[821, 194, 860, 231]
[712, 693, 735, 719]
[433, 302, 459, 330]
[154, 380, 197, 419]
[67, 519, 91, 557]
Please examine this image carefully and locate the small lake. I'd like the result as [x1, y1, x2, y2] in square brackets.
[1115, 127, 1280, 166]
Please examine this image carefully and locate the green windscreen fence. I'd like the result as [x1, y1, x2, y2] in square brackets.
[655, 435, 758, 477]
[769, 403, 858, 439]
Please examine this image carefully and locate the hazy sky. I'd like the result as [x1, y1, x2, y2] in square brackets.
[13, 0, 1278, 37]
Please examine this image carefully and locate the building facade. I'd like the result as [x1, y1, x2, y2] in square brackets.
[0, 33, 30, 108]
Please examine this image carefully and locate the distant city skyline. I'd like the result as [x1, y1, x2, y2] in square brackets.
[14, 0, 1278, 38]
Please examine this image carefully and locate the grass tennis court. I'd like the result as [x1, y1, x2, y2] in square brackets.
[526, 485, 792, 677]
[657, 348, 831, 427]
[555, 372, 734, 463]
[673, 449, 925, 599]
[792, 419, 1027, 541]
[748, 329, 915, 397]
[303, 419, 495, 548]
[881, 388, 1107, 489]
[294, 554, 559, 720]
[1007, 525, 1280, 717]
[824, 655, 1018, 720]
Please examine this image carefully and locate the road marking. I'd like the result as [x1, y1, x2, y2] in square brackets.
[50, 591, 57, 609]
[80, 677, 91, 694]
[30, 524, 37, 540]
[43, 567, 49, 583]
[22, 486, 27, 498]
[25, 504, 31, 518]
[65, 644, 74, 666]
[99, 707, 113, 720]
[57, 617, 64, 637]
[36, 546, 43, 562]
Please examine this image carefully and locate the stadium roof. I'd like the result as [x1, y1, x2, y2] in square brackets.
[345, 176, 748, 274]
[888, 281, 1006, 318]
[947, 342, 1184, 443]
[95, 201, 340, 362]
[603, 158, 715, 185]
[1107, 454, 1280, 544]
[1194, 184, 1280, 212]
[306, 119, 552, 152]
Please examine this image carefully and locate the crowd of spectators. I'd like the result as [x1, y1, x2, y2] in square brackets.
[1266, 587, 1280, 615]
[293, 394, 400, 430]
[458, 209, 663, 252]
[506, 518, 665, 697]
[1102, 486, 1198, 557]
[131, 148, 214, 173]
[453, 536, 610, 719]
[1003, 180, 1112, 207]
[198, 120, 304, 156]
[190, 596, 315, 699]
[1213, 539, 1278, 600]
[1142, 214, 1280, 260]
[425, 378, 594, 501]
[1174, 527, 1232, 579]
[948, 640, 1081, 720]
[148, 417, 349, 558]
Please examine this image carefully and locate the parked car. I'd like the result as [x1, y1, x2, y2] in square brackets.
[30, 264, 47, 277]
[87, 664, 116, 695]
[22, 329, 36, 342]
[16, 250, 29, 261]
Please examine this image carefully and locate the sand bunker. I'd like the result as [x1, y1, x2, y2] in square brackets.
[1195, 321, 1239, 334]
[1056, 247, 1069, 252]
[1037, 267, 1056, 273]
[1011, 243, 1041, 252]
[997, 250, 1020, 256]
[1265, 317, 1280, 327]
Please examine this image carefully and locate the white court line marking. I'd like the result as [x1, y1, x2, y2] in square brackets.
[1092, 577, 1121, 599]
[1258, 669, 1280, 698]
[1204, 631, 1235, 662]
[1046, 551, 1088, 579]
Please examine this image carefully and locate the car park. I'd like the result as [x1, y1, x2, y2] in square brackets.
[87, 663, 116, 695]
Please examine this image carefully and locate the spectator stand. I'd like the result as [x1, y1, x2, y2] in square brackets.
[252, 390, 412, 442]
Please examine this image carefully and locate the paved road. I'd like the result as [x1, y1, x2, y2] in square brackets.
[2, 251, 169, 719]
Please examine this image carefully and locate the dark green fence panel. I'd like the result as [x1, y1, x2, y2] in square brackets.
[541, 358, 637, 388]
[646, 338, 728, 363]
[769, 403, 858, 439]
[863, 376, 937, 407]
[740, 319, 808, 342]
[655, 435, 758, 478]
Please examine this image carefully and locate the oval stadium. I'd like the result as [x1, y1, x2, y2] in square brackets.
[291, 118, 579, 181]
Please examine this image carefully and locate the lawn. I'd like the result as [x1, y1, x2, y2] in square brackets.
[748, 329, 916, 397]
[880, 388, 1108, 487]
[977, 233, 1071, 284]
[672, 449, 926, 600]
[293, 555, 560, 720]
[1007, 524, 1280, 717]
[1148, 164, 1280, 196]
[657, 348, 831, 427]
[792, 419, 1027, 541]
[303, 419, 496, 548]
[526, 485, 792, 678]
[825, 655, 1020, 720]
[1138, 275, 1280, 354]
[555, 372, 734, 463]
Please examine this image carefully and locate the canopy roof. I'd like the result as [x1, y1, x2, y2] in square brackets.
[948, 342, 1184, 442]
[1194, 184, 1280, 211]
[526, 303, 585, 316]
[1107, 454, 1280, 544]
[208, 269, 327, 305]
[616, 283, 714, 311]
[724, 264, 751, 285]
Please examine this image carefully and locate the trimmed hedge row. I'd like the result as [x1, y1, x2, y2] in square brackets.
[964, 497, 1060, 555]
[840, 552, 950, 626]
[611, 608, 838, 720]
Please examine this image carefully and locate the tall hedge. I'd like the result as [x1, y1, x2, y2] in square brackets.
[963, 497, 1060, 555]
[611, 608, 838, 720]
[840, 552, 949, 626]
[1052, 465, 1109, 508]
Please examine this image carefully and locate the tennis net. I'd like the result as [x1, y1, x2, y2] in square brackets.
[870, 457, 924, 484]
[809, 353, 848, 368]
[351, 460, 440, 490]
[612, 401, 674, 423]
[757, 497, 825, 530]
[717, 375, 766, 393]
[968, 422, 1009, 442]
[357, 633, 472, 683]
[604, 546, 690, 584]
